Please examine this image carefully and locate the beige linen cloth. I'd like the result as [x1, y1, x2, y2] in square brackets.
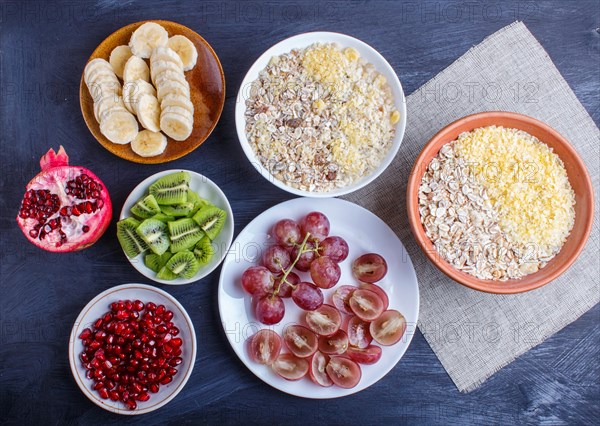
[342, 21, 600, 392]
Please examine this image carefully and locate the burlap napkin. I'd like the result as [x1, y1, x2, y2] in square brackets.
[342, 21, 600, 392]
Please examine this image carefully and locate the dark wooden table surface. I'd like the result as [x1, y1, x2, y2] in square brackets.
[1, 1, 599, 424]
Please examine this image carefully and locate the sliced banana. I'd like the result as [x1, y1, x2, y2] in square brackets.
[131, 130, 168, 157]
[156, 80, 190, 101]
[94, 96, 125, 123]
[123, 55, 150, 83]
[100, 110, 139, 144]
[87, 69, 120, 87]
[154, 70, 189, 90]
[88, 81, 122, 102]
[160, 112, 193, 141]
[99, 105, 129, 124]
[129, 22, 169, 58]
[122, 79, 156, 114]
[135, 94, 161, 132]
[84, 59, 112, 85]
[150, 46, 184, 71]
[109, 45, 133, 79]
[167, 35, 198, 71]
[150, 60, 183, 84]
[160, 93, 194, 114]
[161, 105, 193, 123]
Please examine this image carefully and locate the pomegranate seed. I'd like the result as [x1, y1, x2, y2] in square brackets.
[89, 340, 101, 351]
[109, 390, 119, 401]
[170, 338, 182, 347]
[167, 367, 178, 376]
[94, 318, 103, 329]
[98, 387, 109, 399]
[104, 380, 115, 390]
[149, 383, 159, 393]
[163, 311, 174, 322]
[82, 225, 89, 232]
[95, 330, 106, 340]
[146, 302, 156, 312]
[136, 392, 150, 402]
[169, 357, 183, 367]
[79, 328, 92, 339]
[156, 325, 167, 334]
[120, 391, 130, 403]
[160, 376, 172, 385]
[86, 370, 94, 379]
[93, 381, 104, 391]
[125, 399, 137, 410]
[80, 353, 89, 363]
[155, 305, 166, 316]
[133, 300, 144, 311]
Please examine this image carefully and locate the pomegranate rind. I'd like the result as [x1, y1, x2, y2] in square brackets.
[16, 147, 112, 252]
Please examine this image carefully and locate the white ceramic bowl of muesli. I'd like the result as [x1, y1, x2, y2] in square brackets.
[235, 32, 406, 197]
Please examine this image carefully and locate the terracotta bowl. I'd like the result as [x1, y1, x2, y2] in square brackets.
[406, 111, 594, 294]
[80, 20, 225, 164]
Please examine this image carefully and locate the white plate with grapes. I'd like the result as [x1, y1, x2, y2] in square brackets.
[218, 197, 419, 398]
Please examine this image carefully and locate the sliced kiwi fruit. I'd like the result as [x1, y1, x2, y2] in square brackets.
[192, 205, 226, 240]
[166, 251, 199, 279]
[135, 218, 170, 255]
[193, 236, 214, 266]
[160, 202, 195, 217]
[149, 171, 190, 205]
[157, 265, 178, 280]
[130, 194, 161, 219]
[151, 212, 175, 223]
[144, 252, 173, 273]
[117, 217, 148, 258]
[168, 218, 204, 253]
[186, 189, 211, 217]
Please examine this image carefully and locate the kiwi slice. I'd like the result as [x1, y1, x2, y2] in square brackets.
[117, 217, 148, 258]
[144, 252, 173, 273]
[193, 236, 214, 266]
[168, 218, 204, 253]
[192, 205, 226, 240]
[130, 194, 161, 219]
[149, 171, 190, 205]
[157, 265, 177, 280]
[161, 202, 195, 217]
[186, 190, 211, 217]
[166, 251, 199, 279]
[151, 212, 175, 223]
[135, 218, 170, 255]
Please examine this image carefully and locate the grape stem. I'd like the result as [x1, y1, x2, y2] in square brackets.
[271, 232, 311, 298]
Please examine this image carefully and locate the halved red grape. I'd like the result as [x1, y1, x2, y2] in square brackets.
[349, 289, 384, 321]
[318, 329, 348, 355]
[272, 353, 309, 381]
[283, 325, 318, 358]
[346, 345, 382, 365]
[300, 212, 330, 242]
[370, 310, 406, 346]
[305, 304, 342, 336]
[331, 285, 356, 315]
[292, 282, 323, 311]
[248, 330, 282, 365]
[309, 256, 341, 289]
[347, 316, 372, 349]
[290, 240, 317, 272]
[261, 245, 291, 274]
[358, 283, 389, 310]
[309, 351, 333, 387]
[272, 219, 301, 247]
[255, 295, 285, 325]
[241, 266, 274, 296]
[326, 357, 361, 388]
[274, 271, 300, 298]
[319, 236, 349, 263]
[352, 253, 388, 283]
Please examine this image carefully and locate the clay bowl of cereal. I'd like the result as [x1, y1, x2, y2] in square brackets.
[407, 111, 594, 294]
[235, 32, 406, 197]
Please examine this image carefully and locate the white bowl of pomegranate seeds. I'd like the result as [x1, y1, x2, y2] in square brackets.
[218, 197, 419, 398]
[69, 284, 197, 415]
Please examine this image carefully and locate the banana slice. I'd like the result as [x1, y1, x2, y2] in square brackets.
[98, 105, 129, 124]
[150, 60, 183, 85]
[123, 79, 156, 113]
[88, 81, 122, 102]
[84, 59, 112, 85]
[109, 45, 133, 79]
[160, 93, 194, 114]
[154, 70, 189, 90]
[150, 46, 184, 71]
[161, 105, 193, 124]
[131, 130, 168, 157]
[129, 22, 169, 58]
[156, 80, 190, 101]
[135, 94, 161, 132]
[100, 110, 139, 144]
[94, 96, 125, 123]
[87, 69, 120, 87]
[167, 35, 198, 71]
[160, 112, 193, 141]
[123, 55, 150, 83]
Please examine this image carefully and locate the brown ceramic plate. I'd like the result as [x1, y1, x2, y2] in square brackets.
[407, 111, 594, 294]
[80, 20, 225, 164]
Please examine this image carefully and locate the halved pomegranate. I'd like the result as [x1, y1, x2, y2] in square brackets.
[16, 146, 112, 252]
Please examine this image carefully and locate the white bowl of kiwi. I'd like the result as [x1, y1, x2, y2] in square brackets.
[117, 170, 234, 285]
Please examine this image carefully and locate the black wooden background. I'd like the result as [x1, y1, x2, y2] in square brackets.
[1, 1, 599, 424]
